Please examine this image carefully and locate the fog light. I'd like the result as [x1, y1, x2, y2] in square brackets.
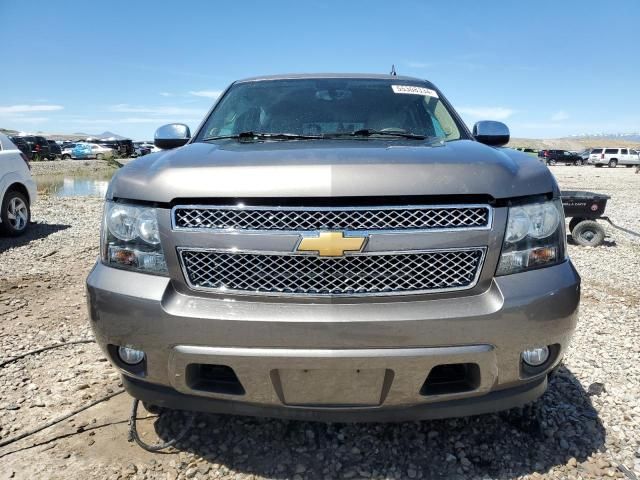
[117, 346, 145, 365]
[522, 346, 550, 367]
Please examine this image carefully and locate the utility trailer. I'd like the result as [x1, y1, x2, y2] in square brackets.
[561, 190, 639, 246]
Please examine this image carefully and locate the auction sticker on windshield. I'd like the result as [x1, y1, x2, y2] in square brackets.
[391, 85, 439, 97]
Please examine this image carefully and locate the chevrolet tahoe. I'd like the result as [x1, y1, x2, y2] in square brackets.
[86, 74, 580, 421]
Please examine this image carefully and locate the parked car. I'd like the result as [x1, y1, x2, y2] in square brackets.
[119, 139, 135, 157]
[538, 149, 584, 166]
[133, 142, 152, 157]
[578, 149, 591, 163]
[87, 74, 579, 422]
[47, 140, 62, 160]
[589, 147, 640, 168]
[139, 141, 160, 153]
[515, 147, 538, 157]
[61, 143, 78, 160]
[12, 135, 51, 161]
[72, 143, 114, 160]
[0, 133, 37, 236]
[8, 136, 33, 160]
[85, 138, 135, 158]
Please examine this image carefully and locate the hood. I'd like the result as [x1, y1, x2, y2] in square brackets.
[108, 139, 558, 203]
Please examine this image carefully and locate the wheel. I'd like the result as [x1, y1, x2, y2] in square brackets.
[568, 217, 584, 233]
[0, 189, 30, 236]
[608, 159, 618, 168]
[571, 220, 605, 247]
[548, 159, 557, 166]
[96, 153, 104, 160]
[574, 159, 583, 166]
[62, 154, 71, 160]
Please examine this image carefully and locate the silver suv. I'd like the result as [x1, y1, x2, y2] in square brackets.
[86, 74, 580, 421]
[589, 147, 640, 167]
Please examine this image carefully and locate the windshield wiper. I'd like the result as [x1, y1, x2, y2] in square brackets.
[324, 129, 427, 140]
[204, 132, 323, 141]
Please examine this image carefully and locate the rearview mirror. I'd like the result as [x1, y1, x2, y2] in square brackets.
[154, 123, 191, 149]
[472, 121, 510, 147]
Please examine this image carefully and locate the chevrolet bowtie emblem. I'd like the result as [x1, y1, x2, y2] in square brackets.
[297, 231, 366, 257]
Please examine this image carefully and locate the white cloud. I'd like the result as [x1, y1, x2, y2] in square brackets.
[0, 104, 63, 113]
[551, 110, 569, 122]
[108, 104, 205, 116]
[189, 90, 222, 99]
[457, 107, 515, 120]
[159, 92, 172, 97]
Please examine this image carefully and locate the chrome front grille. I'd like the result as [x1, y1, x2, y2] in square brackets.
[179, 248, 486, 297]
[173, 205, 491, 232]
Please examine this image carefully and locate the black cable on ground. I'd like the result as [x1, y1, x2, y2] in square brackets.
[0, 389, 124, 449]
[127, 399, 195, 452]
[0, 339, 95, 369]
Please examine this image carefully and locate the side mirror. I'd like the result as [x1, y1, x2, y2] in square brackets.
[472, 121, 510, 147]
[154, 123, 191, 149]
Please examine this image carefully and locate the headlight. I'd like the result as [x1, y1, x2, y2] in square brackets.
[107, 204, 140, 241]
[101, 201, 168, 274]
[496, 199, 566, 276]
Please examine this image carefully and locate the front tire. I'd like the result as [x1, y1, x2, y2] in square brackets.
[62, 154, 71, 160]
[0, 190, 30, 236]
[608, 159, 618, 168]
[575, 159, 583, 166]
[548, 159, 557, 166]
[96, 153, 104, 160]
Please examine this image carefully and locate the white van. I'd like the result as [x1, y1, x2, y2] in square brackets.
[589, 147, 640, 167]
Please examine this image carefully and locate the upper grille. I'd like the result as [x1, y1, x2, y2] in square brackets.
[179, 248, 485, 297]
[173, 205, 491, 232]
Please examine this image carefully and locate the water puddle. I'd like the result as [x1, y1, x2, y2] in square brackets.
[36, 171, 114, 197]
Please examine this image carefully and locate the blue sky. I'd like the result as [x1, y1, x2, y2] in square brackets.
[1, 0, 639, 140]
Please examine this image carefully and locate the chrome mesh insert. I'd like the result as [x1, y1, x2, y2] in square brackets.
[179, 248, 485, 296]
[173, 205, 490, 232]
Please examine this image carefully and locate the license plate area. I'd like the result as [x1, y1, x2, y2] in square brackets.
[273, 368, 391, 406]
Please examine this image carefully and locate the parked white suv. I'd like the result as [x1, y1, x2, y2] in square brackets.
[589, 147, 640, 168]
[0, 133, 37, 235]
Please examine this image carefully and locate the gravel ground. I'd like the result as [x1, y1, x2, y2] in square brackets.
[0, 165, 638, 479]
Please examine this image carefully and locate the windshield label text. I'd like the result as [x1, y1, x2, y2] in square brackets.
[391, 85, 439, 97]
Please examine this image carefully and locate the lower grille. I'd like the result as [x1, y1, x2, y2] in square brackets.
[179, 248, 485, 296]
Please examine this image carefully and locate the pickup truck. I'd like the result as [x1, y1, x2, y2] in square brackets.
[86, 74, 580, 421]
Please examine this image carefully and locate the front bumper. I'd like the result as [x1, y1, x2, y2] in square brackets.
[86, 260, 580, 421]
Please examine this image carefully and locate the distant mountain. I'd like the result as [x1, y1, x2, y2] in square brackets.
[509, 135, 640, 151]
[567, 132, 640, 142]
[95, 131, 127, 140]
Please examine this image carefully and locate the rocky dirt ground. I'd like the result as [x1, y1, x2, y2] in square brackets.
[0, 166, 638, 480]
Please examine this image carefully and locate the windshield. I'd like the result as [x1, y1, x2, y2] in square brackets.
[197, 78, 465, 142]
